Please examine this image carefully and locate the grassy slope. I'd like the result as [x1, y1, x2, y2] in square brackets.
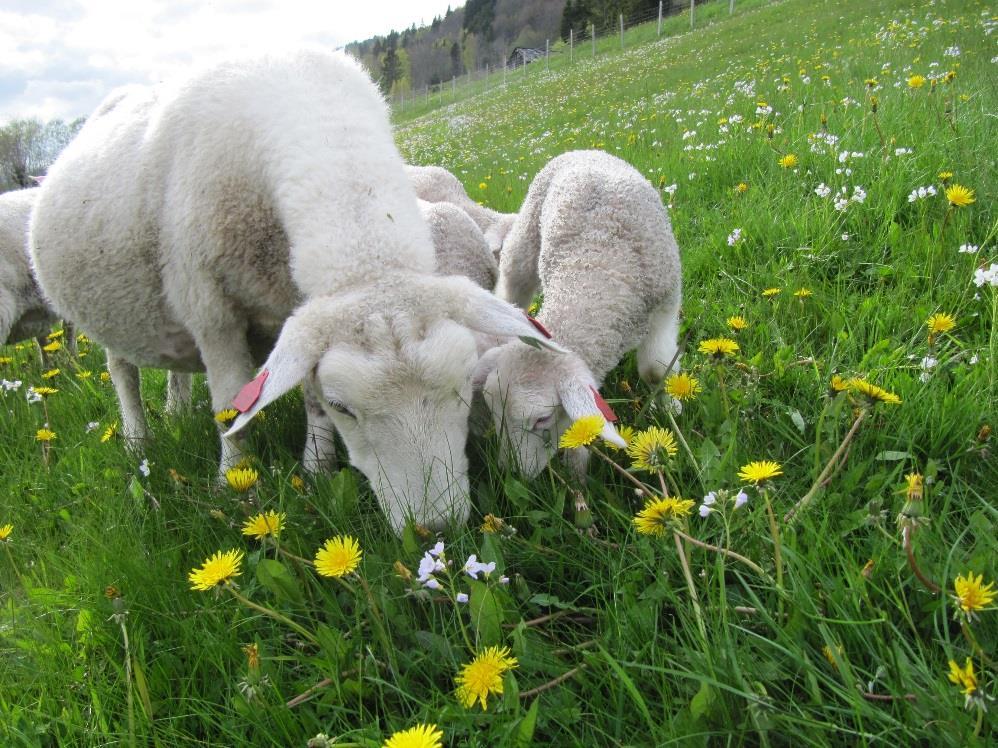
[2, 0, 995, 745]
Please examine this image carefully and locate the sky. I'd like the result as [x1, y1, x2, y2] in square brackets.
[0, 0, 458, 124]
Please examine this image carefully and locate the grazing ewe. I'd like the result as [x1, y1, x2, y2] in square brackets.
[418, 200, 498, 289]
[477, 150, 682, 477]
[406, 164, 516, 261]
[30, 49, 559, 534]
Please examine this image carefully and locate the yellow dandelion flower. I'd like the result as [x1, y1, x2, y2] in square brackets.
[0, 524, 12, 542]
[626, 426, 678, 472]
[383, 723, 444, 748]
[793, 287, 812, 299]
[100, 371, 111, 382]
[0, 356, 13, 365]
[241, 511, 286, 540]
[188, 549, 243, 591]
[848, 378, 902, 405]
[314, 535, 362, 578]
[101, 422, 118, 443]
[830, 374, 850, 393]
[864, 78, 878, 87]
[32, 386, 58, 397]
[41, 368, 60, 379]
[952, 572, 996, 619]
[778, 153, 798, 169]
[46, 329, 64, 340]
[632, 496, 696, 536]
[822, 643, 844, 670]
[558, 414, 605, 449]
[481, 514, 505, 534]
[907, 74, 926, 88]
[947, 658, 977, 697]
[76, 370, 92, 380]
[455, 646, 518, 710]
[698, 337, 740, 358]
[938, 171, 953, 183]
[735, 182, 748, 193]
[225, 466, 259, 493]
[243, 642, 260, 671]
[290, 474, 306, 493]
[616, 424, 634, 446]
[727, 315, 748, 331]
[945, 184, 975, 207]
[41, 340, 62, 353]
[77, 333, 90, 345]
[904, 472, 923, 501]
[738, 460, 783, 484]
[214, 408, 239, 425]
[35, 428, 57, 442]
[761, 287, 782, 298]
[926, 313, 956, 336]
[665, 373, 701, 401]
[478, 182, 487, 190]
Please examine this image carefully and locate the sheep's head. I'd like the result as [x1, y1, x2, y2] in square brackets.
[474, 343, 626, 478]
[226, 274, 564, 535]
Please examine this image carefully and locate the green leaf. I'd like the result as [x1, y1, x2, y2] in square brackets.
[128, 475, 145, 510]
[518, 335, 543, 350]
[329, 469, 358, 514]
[132, 657, 155, 720]
[481, 533, 505, 572]
[875, 450, 912, 461]
[504, 477, 532, 511]
[255, 559, 304, 604]
[469, 580, 503, 646]
[314, 624, 348, 667]
[689, 680, 715, 721]
[515, 696, 540, 746]
[401, 522, 421, 558]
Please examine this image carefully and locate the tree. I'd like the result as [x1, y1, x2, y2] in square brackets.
[463, 0, 496, 40]
[0, 117, 85, 192]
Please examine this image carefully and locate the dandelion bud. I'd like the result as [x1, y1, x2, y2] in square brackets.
[393, 560, 413, 583]
[869, 95, 878, 113]
[766, 123, 775, 139]
[820, 112, 828, 130]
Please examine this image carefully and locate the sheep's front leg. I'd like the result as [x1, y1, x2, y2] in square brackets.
[165, 371, 193, 415]
[63, 322, 77, 358]
[106, 353, 149, 443]
[302, 385, 336, 474]
[494, 264, 539, 310]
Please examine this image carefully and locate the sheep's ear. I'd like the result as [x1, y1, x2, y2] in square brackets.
[224, 327, 318, 438]
[443, 277, 566, 353]
[558, 377, 626, 448]
[471, 346, 503, 391]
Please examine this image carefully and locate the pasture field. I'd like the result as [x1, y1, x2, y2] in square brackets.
[1, 0, 995, 744]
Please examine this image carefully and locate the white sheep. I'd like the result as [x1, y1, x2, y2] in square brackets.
[29, 48, 559, 534]
[418, 199, 497, 289]
[476, 149, 682, 476]
[406, 164, 516, 261]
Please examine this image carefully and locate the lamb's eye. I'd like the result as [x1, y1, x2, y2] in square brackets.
[328, 399, 355, 419]
[532, 413, 555, 432]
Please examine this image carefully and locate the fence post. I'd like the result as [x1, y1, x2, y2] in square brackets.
[503, 60, 507, 87]
[545, 39, 549, 70]
[591, 23, 596, 57]
[658, 1, 663, 36]
[730, 0, 735, 13]
[570, 28, 574, 62]
[691, 0, 695, 29]
[619, 14, 624, 49]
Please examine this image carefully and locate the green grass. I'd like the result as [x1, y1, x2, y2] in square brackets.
[2, 0, 996, 744]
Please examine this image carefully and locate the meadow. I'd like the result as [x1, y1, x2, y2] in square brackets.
[1, 0, 995, 745]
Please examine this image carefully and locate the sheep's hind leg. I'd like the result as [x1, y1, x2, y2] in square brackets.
[636, 294, 681, 385]
[106, 353, 149, 444]
[165, 371, 193, 415]
[302, 386, 336, 475]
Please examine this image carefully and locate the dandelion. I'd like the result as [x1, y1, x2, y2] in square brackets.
[383, 723, 444, 748]
[455, 646, 518, 710]
[822, 643, 844, 669]
[848, 378, 902, 405]
[727, 315, 747, 331]
[46, 330, 64, 341]
[907, 74, 926, 88]
[794, 287, 812, 299]
[41, 341, 62, 353]
[31, 386, 58, 397]
[314, 535, 362, 578]
[697, 337, 739, 358]
[665, 373, 701, 401]
[481, 514, 505, 534]
[101, 422, 118, 443]
[926, 313, 956, 343]
[778, 153, 798, 168]
[242, 511, 286, 540]
[558, 414, 605, 449]
[761, 287, 782, 298]
[738, 460, 783, 484]
[0, 524, 12, 542]
[290, 474, 306, 493]
[0, 356, 12, 366]
[633, 496, 696, 536]
[938, 171, 953, 183]
[41, 369, 60, 379]
[225, 466, 259, 493]
[904, 472, 923, 501]
[952, 572, 996, 620]
[830, 374, 850, 394]
[947, 658, 978, 701]
[478, 182, 487, 190]
[100, 371, 111, 383]
[76, 370, 92, 379]
[945, 184, 975, 207]
[35, 428, 57, 442]
[626, 426, 678, 471]
[214, 408, 238, 425]
[188, 549, 243, 591]
[735, 182, 748, 193]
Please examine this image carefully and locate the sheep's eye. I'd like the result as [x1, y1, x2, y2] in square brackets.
[532, 413, 555, 432]
[328, 399, 355, 419]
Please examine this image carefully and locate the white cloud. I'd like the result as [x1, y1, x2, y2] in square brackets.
[1, 0, 456, 123]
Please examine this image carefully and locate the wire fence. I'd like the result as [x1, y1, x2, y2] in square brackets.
[387, 0, 736, 116]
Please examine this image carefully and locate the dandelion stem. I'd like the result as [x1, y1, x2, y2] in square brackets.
[861, 692, 916, 703]
[761, 488, 784, 615]
[519, 663, 589, 698]
[671, 528, 769, 578]
[227, 587, 320, 647]
[715, 364, 730, 419]
[784, 408, 867, 524]
[591, 447, 656, 494]
[116, 614, 136, 748]
[667, 410, 701, 483]
[901, 526, 940, 594]
[673, 531, 708, 642]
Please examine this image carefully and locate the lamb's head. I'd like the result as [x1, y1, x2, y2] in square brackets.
[226, 274, 563, 534]
[474, 343, 626, 477]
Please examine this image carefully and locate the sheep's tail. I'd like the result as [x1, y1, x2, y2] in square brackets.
[636, 290, 681, 385]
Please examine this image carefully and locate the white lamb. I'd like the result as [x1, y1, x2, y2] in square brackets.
[418, 200, 498, 289]
[29, 48, 559, 534]
[406, 164, 516, 261]
[476, 149, 682, 476]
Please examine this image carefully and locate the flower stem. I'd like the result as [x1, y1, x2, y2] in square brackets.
[667, 410, 702, 484]
[673, 531, 708, 642]
[761, 488, 784, 617]
[227, 587, 320, 648]
[901, 526, 940, 594]
[591, 447, 656, 495]
[784, 408, 867, 524]
[671, 527, 769, 579]
[116, 615, 136, 748]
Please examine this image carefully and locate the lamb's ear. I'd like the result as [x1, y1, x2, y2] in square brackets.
[442, 276, 566, 353]
[224, 325, 319, 438]
[471, 346, 503, 391]
[557, 377, 627, 448]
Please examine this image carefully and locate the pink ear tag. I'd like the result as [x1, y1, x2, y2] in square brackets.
[232, 370, 269, 413]
[589, 385, 618, 422]
[526, 315, 553, 339]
